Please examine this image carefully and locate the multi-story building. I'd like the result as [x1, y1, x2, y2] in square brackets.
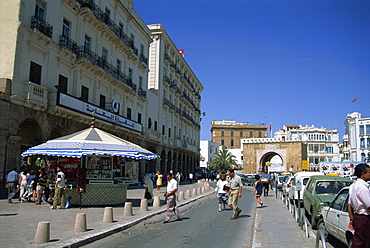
[200, 140, 219, 168]
[147, 24, 203, 174]
[343, 112, 370, 162]
[211, 120, 267, 149]
[0, 0, 202, 183]
[274, 125, 340, 167]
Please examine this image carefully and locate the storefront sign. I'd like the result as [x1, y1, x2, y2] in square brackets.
[58, 93, 142, 132]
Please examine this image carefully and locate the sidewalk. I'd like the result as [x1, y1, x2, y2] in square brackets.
[0, 181, 212, 248]
[252, 190, 316, 248]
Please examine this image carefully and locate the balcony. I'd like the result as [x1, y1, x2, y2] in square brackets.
[137, 87, 146, 99]
[31, 16, 53, 38]
[59, 35, 78, 53]
[10, 81, 48, 111]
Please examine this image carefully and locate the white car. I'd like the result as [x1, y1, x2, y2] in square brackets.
[317, 187, 354, 247]
[288, 171, 324, 206]
[282, 176, 293, 197]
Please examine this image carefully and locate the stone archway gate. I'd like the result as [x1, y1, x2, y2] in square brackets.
[242, 138, 308, 174]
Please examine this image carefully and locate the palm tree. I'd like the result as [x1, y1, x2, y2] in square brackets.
[209, 147, 238, 173]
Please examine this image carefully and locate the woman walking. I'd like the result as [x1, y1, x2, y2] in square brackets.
[216, 174, 229, 212]
[156, 171, 163, 193]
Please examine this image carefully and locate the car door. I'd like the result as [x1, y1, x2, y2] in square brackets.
[336, 190, 350, 245]
[325, 190, 348, 239]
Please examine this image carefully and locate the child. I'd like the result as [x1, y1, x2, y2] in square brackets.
[254, 175, 263, 208]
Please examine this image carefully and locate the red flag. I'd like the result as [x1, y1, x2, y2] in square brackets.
[352, 98, 358, 102]
[269, 122, 272, 132]
[178, 49, 184, 54]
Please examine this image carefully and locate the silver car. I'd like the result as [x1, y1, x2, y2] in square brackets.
[317, 187, 354, 247]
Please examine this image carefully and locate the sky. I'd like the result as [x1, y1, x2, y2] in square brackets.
[133, 0, 370, 141]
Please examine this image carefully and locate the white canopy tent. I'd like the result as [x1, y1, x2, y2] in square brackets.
[21, 126, 159, 160]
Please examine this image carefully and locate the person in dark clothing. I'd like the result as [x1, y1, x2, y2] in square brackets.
[254, 175, 264, 208]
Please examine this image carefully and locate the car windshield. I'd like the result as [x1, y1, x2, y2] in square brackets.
[314, 181, 352, 195]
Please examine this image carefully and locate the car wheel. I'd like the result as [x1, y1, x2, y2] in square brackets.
[317, 219, 329, 242]
[311, 212, 317, 230]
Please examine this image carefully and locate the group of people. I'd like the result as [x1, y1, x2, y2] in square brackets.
[5, 165, 67, 210]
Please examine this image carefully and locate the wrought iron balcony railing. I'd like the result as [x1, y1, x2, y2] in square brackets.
[31, 16, 53, 38]
[138, 87, 147, 98]
[59, 35, 78, 53]
[139, 54, 148, 65]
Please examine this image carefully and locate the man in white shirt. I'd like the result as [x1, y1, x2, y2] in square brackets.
[163, 173, 182, 223]
[50, 165, 66, 210]
[227, 169, 243, 220]
[348, 163, 370, 248]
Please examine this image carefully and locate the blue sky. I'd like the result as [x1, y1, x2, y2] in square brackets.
[134, 0, 370, 141]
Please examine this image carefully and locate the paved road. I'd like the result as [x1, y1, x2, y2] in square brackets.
[82, 188, 256, 248]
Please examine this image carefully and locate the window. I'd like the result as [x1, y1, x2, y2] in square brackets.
[258, 132, 262, 137]
[58, 75, 68, 93]
[148, 118, 152, 129]
[81, 86, 89, 102]
[231, 139, 234, 146]
[360, 125, 364, 135]
[154, 121, 158, 131]
[162, 125, 165, 135]
[127, 107, 131, 120]
[62, 18, 70, 37]
[137, 113, 142, 124]
[119, 22, 124, 37]
[140, 44, 144, 55]
[102, 47, 107, 62]
[314, 145, 319, 153]
[240, 131, 243, 137]
[360, 138, 365, 148]
[221, 131, 224, 137]
[327, 135, 332, 141]
[221, 140, 224, 146]
[326, 146, 333, 153]
[35, 0, 46, 19]
[99, 95, 106, 109]
[250, 131, 253, 137]
[168, 128, 171, 137]
[104, 7, 110, 18]
[231, 131, 234, 137]
[366, 125, 370, 135]
[29, 61, 42, 85]
[84, 35, 91, 51]
[128, 68, 133, 80]
[367, 138, 370, 148]
[139, 76, 143, 89]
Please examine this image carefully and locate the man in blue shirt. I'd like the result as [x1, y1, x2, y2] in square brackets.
[6, 168, 19, 203]
[260, 169, 271, 196]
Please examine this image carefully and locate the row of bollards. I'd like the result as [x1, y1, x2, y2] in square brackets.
[33, 181, 211, 244]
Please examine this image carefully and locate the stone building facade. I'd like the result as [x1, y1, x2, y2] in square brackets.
[0, 0, 203, 185]
[211, 120, 267, 149]
[241, 138, 307, 174]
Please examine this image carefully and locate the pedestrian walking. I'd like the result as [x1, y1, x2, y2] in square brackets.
[156, 171, 163, 193]
[254, 175, 263, 208]
[348, 163, 370, 248]
[18, 167, 28, 202]
[50, 165, 66, 209]
[227, 169, 243, 220]
[189, 172, 194, 184]
[35, 169, 47, 205]
[216, 173, 228, 211]
[260, 169, 271, 196]
[163, 173, 182, 223]
[5, 168, 19, 203]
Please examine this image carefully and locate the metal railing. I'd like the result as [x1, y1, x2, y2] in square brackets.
[315, 229, 327, 248]
[31, 16, 53, 38]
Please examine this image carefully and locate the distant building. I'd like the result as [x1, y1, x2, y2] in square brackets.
[200, 140, 219, 168]
[211, 120, 267, 149]
[343, 112, 370, 162]
[274, 125, 340, 167]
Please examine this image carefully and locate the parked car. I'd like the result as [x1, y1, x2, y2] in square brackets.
[282, 176, 293, 196]
[317, 187, 354, 247]
[276, 175, 288, 190]
[303, 175, 353, 229]
[288, 171, 324, 206]
[237, 174, 247, 186]
[245, 174, 256, 186]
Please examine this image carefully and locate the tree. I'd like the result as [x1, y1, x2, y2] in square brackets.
[209, 147, 238, 173]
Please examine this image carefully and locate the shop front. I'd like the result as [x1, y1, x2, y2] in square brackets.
[21, 126, 158, 206]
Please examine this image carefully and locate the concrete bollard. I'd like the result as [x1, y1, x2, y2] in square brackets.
[186, 189, 191, 198]
[201, 187, 205, 194]
[124, 202, 133, 216]
[74, 213, 87, 232]
[33, 221, 50, 244]
[140, 198, 148, 211]
[153, 195, 160, 207]
[178, 191, 185, 201]
[192, 188, 197, 196]
[103, 207, 113, 223]
[197, 187, 201, 195]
